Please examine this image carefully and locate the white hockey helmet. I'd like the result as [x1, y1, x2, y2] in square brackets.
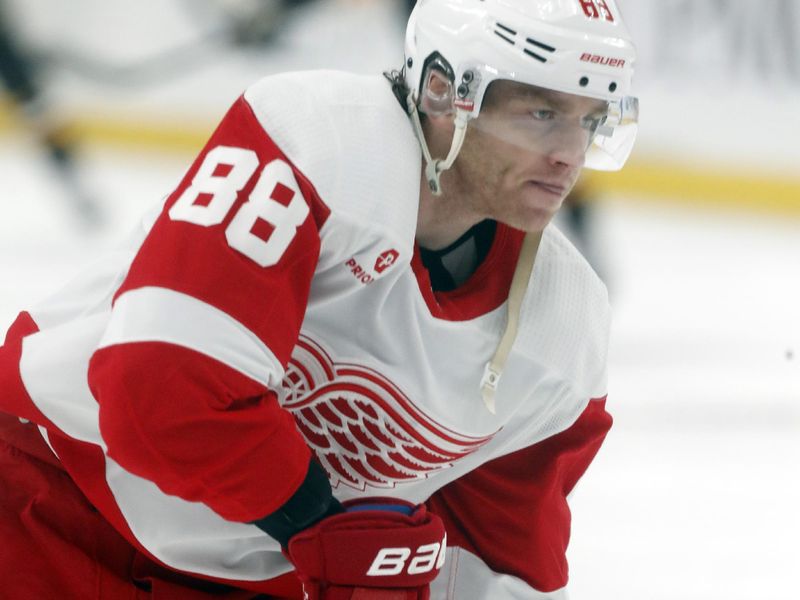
[403, 0, 639, 192]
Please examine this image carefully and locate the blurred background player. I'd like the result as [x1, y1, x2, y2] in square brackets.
[214, 0, 318, 46]
[0, 0, 101, 227]
[558, 176, 606, 280]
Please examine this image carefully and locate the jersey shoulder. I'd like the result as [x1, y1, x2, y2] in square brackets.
[243, 71, 421, 259]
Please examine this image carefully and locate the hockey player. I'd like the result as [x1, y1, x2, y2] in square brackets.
[0, 1, 639, 598]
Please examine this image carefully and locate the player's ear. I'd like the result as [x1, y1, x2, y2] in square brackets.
[420, 68, 454, 118]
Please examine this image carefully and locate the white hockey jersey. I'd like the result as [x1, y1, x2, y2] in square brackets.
[0, 71, 612, 599]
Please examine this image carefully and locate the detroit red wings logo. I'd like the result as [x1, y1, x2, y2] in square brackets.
[280, 336, 494, 491]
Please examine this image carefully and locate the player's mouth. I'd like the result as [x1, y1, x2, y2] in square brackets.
[527, 180, 568, 197]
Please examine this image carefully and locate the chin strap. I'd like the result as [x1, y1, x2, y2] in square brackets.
[407, 91, 470, 196]
[406, 92, 542, 414]
[480, 231, 543, 414]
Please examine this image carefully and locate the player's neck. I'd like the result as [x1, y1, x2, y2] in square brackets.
[416, 176, 483, 250]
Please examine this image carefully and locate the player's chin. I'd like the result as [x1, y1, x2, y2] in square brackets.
[513, 185, 564, 230]
[508, 205, 556, 233]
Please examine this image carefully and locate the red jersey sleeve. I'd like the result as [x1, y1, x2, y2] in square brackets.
[426, 397, 612, 593]
[89, 95, 331, 523]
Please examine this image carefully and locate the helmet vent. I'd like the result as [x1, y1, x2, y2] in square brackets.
[524, 37, 556, 63]
[493, 22, 517, 45]
[526, 38, 556, 54]
[523, 48, 546, 63]
[493, 23, 557, 64]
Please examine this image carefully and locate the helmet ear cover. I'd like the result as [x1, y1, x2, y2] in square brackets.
[418, 52, 456, 117]
[404, 52, 472, 196]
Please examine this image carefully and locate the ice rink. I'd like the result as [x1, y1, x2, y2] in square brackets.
[1, 1, 799, 598]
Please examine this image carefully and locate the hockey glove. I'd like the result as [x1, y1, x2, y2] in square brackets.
[286, 498, 447, 600]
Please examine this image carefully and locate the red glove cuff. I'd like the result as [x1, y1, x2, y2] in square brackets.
[286, 499, 446, 598]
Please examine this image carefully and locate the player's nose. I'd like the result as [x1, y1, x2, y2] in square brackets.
[546, 126, 589, 169]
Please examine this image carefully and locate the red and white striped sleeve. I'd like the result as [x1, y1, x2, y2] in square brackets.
[427, 397, 612, 598]
[89, 95, 331, 524]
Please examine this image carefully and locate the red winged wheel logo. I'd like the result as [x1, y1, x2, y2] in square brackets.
[280, 336, 495, 491]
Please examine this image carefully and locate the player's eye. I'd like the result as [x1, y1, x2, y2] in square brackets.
[530, 109, 556, 121]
